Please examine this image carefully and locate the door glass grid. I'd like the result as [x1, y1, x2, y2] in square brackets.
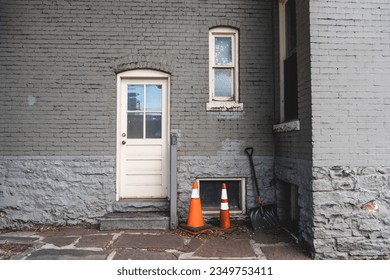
[127, 84, 162, 139]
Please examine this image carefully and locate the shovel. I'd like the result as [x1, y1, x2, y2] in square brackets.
[245, 147, 279, 230]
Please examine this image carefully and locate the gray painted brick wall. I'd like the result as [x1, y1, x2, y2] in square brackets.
[0, 0, 276, 228]
[0, 0, 275, 158]
[2, 0, 387, 259]
[310, 0, 390, 259]
[273, 0, 389, 259]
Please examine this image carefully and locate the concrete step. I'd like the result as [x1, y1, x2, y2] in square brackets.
[99, 212, 170, 231]
[112, 199, 169, 212]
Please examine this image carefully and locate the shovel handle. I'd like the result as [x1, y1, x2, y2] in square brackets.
[244, 147, 253, 156]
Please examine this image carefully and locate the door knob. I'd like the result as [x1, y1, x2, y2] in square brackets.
[122, 140, 126, 145]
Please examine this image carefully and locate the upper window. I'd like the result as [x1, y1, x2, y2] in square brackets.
[278, 0, 298, 123]
[207, 27, 242, 111]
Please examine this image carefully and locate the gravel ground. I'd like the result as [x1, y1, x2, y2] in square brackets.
[0, 243, 31, 260]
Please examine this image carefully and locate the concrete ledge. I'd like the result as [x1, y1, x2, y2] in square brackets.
[273, 120, 300, 133]
[206, 102, 244, 112]
[112, 199, 169, 212]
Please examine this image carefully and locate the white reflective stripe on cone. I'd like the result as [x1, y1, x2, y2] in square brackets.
[191, 188, 200, 198]
[221, 189, 228, 199]
[220, 202, 229, 210]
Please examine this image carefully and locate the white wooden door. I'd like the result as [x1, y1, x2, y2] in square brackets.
[118, 77, 168, 198]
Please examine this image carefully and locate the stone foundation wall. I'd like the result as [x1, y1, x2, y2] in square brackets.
[177, 156, 275, 221]
[0, 156, 115, 229]
[312, 166, 390, 259]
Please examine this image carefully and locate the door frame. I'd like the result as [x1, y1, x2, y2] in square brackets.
[116, 69, 171, 201]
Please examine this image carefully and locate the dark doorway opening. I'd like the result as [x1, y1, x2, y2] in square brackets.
[276, 180, 300, 235]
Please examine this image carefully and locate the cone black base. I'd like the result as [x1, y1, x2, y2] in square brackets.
[179, 223, 211, 235]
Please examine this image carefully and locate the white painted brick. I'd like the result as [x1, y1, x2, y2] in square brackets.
[311, 0, 390, 167]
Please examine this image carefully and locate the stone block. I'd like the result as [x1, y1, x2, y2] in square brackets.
[315, 251, 349, 260]
[260, 244, 311, 260]
[312, 179, 332, 192]
[26, 249, 108, 260]
[313, 192, 344, 206]
[338, 237, 390, 258]
[113, 249, 177, 260]
[100, 212, 170, 231]
[193, 238, 256, 259]
[357, 219, 384, 232]
[42, 236, 79, 247]
[0, 158, 115, 229]
[331, 178, 356, 191]
[357, 175, 387, 191]
[313, 238, 336, 253]
[75, 234, 113, 248]
[113, 233, 184, 251]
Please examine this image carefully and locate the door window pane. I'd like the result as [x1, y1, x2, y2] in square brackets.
[214, 68, 232, 97]
[146, 113, 162, 139]
[146, 85, 162, 111]
[215, 37, 232, 65]
[128, 85, 144, 111]
[127, 112, 143, 139]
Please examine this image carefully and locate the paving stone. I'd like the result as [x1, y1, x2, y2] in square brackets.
[113, 249, 177, 260]
[75, 234, 113, 248]
[26, 249, 108, 260]
[39, 227, 100, 237]
[0, 243, 31, 260]
[57, 227, 101, 236]
[260, 245, 311, 260]
[182, 238, 204, 253]
[252, 230, 292, 244]
[113, 234, 184, 251]
[0, 236, 39, 244]
[0, 231, 37, 238]
[226, 229, 252, 239]
[121, 230, 166, 235]
[193, 238, 256, 259]
[42, 236, 79, 247]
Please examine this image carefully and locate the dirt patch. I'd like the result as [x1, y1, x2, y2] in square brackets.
[0, 243, 31, 260]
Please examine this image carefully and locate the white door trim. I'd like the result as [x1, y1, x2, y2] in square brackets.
[116, 69, 170, 201]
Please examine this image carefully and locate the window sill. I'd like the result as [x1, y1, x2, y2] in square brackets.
[273, 119, 300, 133]
[206, 101, 243, 112]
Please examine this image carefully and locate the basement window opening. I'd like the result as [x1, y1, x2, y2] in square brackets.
[276, 180, 300, 236]
[197, 178, 246, 216]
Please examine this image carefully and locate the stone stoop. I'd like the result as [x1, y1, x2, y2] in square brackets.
[99, 212, 170, 230]
[99, 200, 170, 230]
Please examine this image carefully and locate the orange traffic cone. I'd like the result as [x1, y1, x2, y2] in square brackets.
[219, 183, 231, 229]
[179, 181, 211, 234]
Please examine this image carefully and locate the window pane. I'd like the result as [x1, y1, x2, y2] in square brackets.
[128, 85, 144, 111]
[127, 112, 143, 139]
[146, 85, 162, 111]
[215, 37, 232, 65]
[146, 113, 162, 139]
[214, 68, 232, 97]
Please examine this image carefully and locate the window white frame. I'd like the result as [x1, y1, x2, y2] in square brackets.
[196, 177, 246, 215]
[274, 0, 300, 132]
[207, 27, 243, 111]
